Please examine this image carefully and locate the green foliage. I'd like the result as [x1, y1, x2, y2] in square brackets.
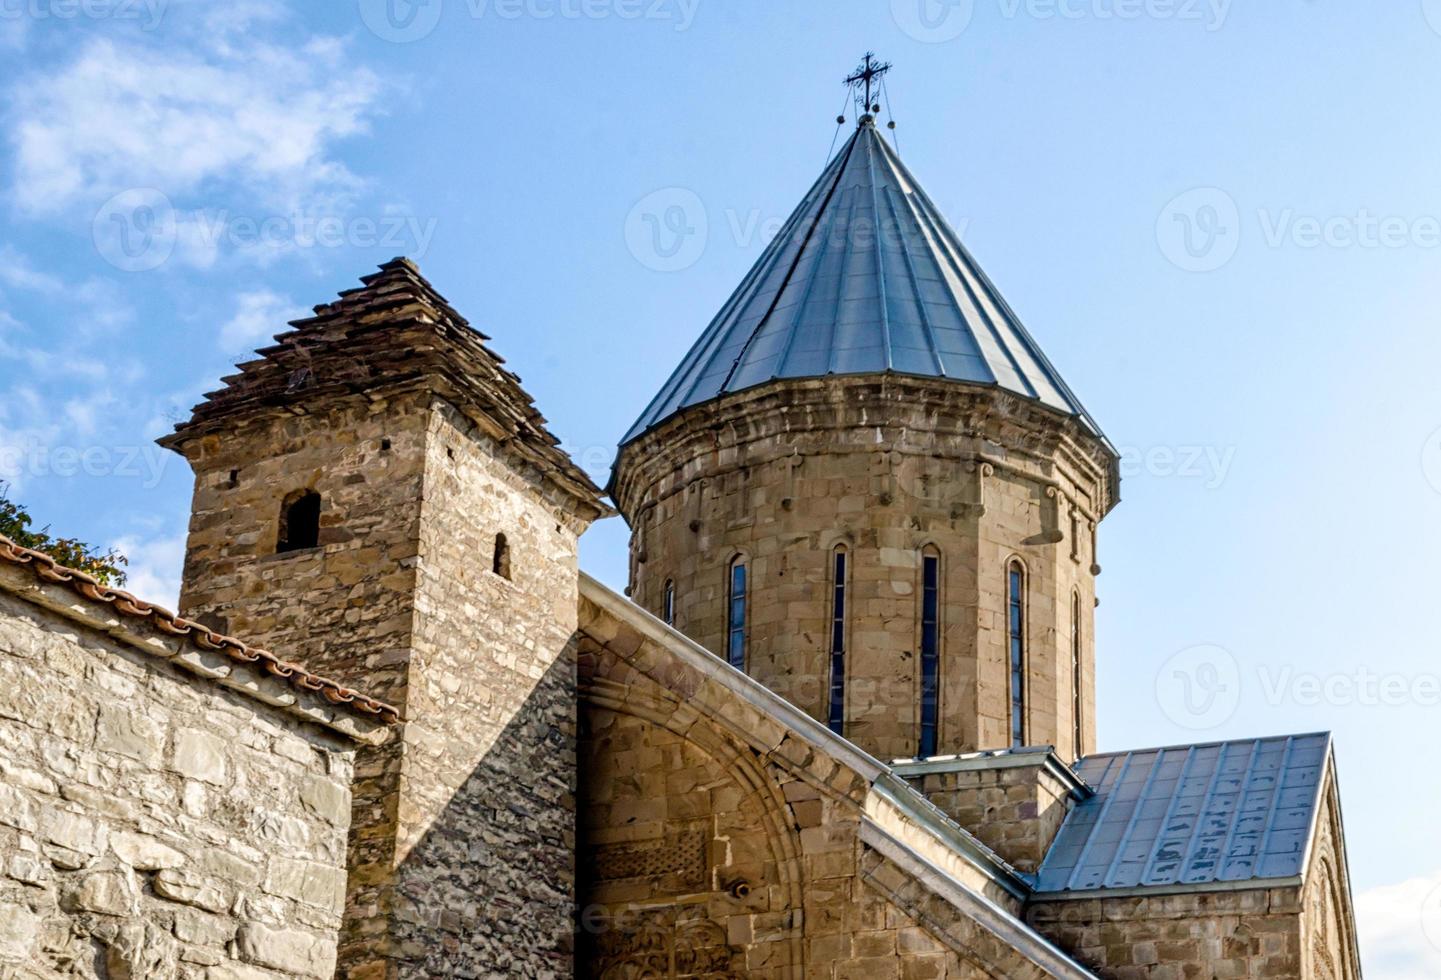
[0, 485, 128, 587]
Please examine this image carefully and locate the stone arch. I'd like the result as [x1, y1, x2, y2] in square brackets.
[579, 677, 805, 979]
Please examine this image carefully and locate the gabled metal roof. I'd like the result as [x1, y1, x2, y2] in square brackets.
[620, 119, 1105, 445]
[1034, 733, 1332, 897]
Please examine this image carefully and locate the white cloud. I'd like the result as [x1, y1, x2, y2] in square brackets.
[0, 386, 61, 492]
[0, 245, 62, 293]
[0, 308, 111, 382]
[70, 279, 136, 335]
[9, 32, 382, 222]
[218, 289, 304, 353]
[62, 390, 118, 437]
[1356, 873, 1441, 979]
[110, 531, 186, 609]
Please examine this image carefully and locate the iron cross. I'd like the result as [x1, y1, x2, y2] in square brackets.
[845, 53, 892, 115]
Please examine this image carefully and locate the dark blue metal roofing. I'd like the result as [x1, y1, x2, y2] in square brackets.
[621, 119, 1104, 445]
[1035, 733, 1332, 896]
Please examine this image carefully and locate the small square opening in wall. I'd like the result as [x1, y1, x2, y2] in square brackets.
[381, 438, 391, 452]
[446, 447, 455, 461]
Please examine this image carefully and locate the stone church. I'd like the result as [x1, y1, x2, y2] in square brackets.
[0, 108, 1361, 977]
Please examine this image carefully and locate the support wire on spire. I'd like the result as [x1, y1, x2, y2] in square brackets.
[826, 88, 851, 164]
[881, 77, 900, 156]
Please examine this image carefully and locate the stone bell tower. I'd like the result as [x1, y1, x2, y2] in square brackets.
[611, 115, 1119, 764]
[160, 258, 610, 977]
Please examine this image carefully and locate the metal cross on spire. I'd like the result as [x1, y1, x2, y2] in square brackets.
[844, 52, 892, 119]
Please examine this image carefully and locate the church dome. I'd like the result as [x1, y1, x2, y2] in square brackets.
[620, 118, 1108, 448]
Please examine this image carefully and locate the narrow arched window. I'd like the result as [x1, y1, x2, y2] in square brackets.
[727, 557, 748, 670]
[663, 580, 676, 626]
[1008, 561, 1026, 748]
[277, 490, 321, 553]
[919, 549, 942, 758]
[827, 546, 848, 735]
[492, 533, 511, 580]
[1072, 591, 1084, 756]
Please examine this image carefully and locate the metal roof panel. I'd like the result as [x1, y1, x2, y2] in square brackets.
[619, 121, 1107, 446]
[1035, 734, 1332, 897]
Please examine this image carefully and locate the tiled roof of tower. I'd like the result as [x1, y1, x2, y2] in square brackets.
[620, 119, 1106, 446]
[0, 534, 401, 728]
[1034, 734, 1332, 897]
[161, 258, 610, 518]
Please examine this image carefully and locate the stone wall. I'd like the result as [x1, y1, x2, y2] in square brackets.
[576, 577, 1095, 980]
[173, 393, 428, 975]
[175, 394, 429, 709]
[896, 752, 1084, 875]
[0, 591, 357, 978]
[385, 398, 589, 975]
[612, 376, 1116, 762]
[172, 388, 596, 977]
[1027, 888, 1305, 978]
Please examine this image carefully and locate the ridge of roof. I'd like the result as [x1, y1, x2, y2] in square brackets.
[619, 121, 1109, 450]
[0, 534, 401, 730]
[161, 257, 610, 519]
[1079, 730, 1333, 762]
[891, 746, 1094, 802]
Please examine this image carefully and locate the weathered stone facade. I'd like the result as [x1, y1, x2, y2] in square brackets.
[612, 376, 1117, 763]
[575, 577, 1094, 980]
[895, 750, 1088, 875]
[1028, 888, 1307, 978]
[0, 555, 383, 978]
[162, 259, 608, 977]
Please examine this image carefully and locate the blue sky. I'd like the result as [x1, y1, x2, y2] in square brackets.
[3, 0, 1440, 971]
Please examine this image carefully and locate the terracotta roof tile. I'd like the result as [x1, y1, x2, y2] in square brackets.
[0, 534, 401, 726]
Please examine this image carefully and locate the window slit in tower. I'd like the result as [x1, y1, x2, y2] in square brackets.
[919, 552, 940, 758]
[1072, 591, 1083, 757]
[828, 547, 847, 735]
[1008, 562, 1026, 749]
[727, 558, 748, 671]
[493, 533, 511, 580]
[663, 579, 676, 626]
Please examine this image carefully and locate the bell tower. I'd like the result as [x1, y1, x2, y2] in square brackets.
[611, 77, 1119, 764]
[161, 259, 610, 976]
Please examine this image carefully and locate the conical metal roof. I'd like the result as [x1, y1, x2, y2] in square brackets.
[621, 120, 1105, 446]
